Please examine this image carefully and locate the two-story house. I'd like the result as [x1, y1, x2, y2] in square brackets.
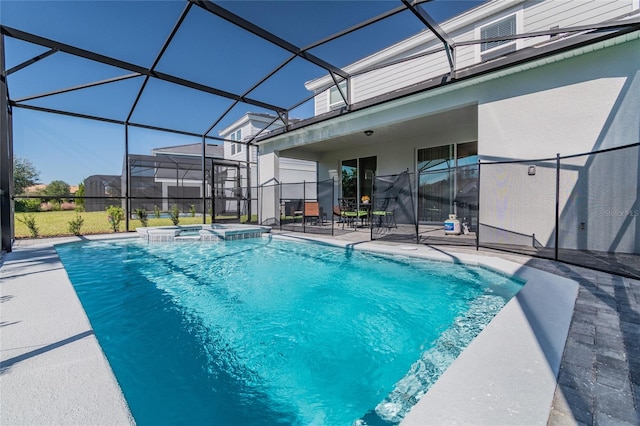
[218, 111, 317, 184]
[254, 0, 640, 254]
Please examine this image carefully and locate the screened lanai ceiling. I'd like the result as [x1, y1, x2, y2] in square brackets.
[2, 0, 640, 145]
[1, 0, 480, 141]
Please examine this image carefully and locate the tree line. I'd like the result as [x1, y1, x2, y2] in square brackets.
[13, 156, 85, 212]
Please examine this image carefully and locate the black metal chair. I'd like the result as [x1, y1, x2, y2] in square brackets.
[371, 197, 397, 228]
[338, 198, 369, 229]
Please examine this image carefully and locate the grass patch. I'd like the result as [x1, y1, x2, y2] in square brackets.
[13, 211, 258, 238]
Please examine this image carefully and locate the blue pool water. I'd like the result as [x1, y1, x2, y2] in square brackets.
[56, 237, 522, 425]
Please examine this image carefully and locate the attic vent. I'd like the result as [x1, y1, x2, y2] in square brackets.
[481, 15, 517, 52]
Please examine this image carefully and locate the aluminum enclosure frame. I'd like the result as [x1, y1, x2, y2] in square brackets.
[0, 0, 458, 252]
[2, 0, 639, 252]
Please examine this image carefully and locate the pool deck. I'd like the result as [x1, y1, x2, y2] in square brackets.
[0, 234, 135, 425]
[1, 231, 639, 425]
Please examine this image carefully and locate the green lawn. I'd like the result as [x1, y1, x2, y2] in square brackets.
[13, 211, 217, 239]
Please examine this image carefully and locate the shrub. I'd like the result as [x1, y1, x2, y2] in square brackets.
[189, 204, 196, 217]
[39, 202, 52, 212]
[154, 205, 160, 219]
[61, 202, 75, 211]
[15, 198, 41, 212]
[16, 214, 39, 238]
[170, 204, 180, 226]
[74, 205, 85, 212]
[68, 213, 84, 236]
[134, 208, 149, 227]
[106, 205, 124, 233]
[75, 182, 85, 210]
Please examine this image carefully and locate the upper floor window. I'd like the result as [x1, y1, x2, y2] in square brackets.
[480, 15, 516, 54]
[229, 129, 242, 156]
[329, 80, 348, 111]
[235, 130, 242, 154]
[230, 132, 236, 155]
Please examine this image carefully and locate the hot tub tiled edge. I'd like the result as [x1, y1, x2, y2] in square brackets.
[136, 224, 271, 242]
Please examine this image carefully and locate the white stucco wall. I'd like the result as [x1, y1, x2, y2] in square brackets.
[477, 37, 640, 251]
[279, 158, 317, 183]
[477, 42, 640, 160]
[258, 152, 280, 225]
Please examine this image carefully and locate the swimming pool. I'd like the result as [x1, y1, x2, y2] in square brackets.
[55, 236, 522, 425]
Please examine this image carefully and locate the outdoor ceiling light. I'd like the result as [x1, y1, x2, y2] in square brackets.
[364, 130, 374, 136]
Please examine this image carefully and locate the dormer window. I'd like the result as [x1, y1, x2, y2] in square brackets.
[479, 14, 517, 61]
[328, 80, 348, 111]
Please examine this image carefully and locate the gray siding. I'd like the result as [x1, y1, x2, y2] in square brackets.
[313, 0, 636, 115]
[314, 89, 329, 114]
[525, 0, 632, 32]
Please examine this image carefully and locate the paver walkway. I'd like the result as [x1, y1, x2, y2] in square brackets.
[535, 260, 640, 425]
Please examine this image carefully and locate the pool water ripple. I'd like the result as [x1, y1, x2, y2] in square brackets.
[56, 237, 522, 425]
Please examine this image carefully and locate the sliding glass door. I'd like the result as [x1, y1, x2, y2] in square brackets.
[341, 156, 376, 202]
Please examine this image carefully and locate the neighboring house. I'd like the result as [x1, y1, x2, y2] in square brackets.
[255, 0, 640, 253]
[218, 112, 318, 221]
[23, 184, 47, 194]
[218, 111, 317, 187]
[85, 144, 229, 213]
[128, 143, 226, 213]
[84, 174, 122, 212]
[84, 113, 317, 217]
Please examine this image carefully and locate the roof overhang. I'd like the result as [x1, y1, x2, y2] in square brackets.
[218, 112, 287, 137]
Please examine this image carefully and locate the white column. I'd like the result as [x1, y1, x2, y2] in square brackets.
[162, 183, 169, 211]
[258, 151, 280, 225]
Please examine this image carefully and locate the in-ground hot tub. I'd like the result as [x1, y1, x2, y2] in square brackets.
[135, 223, 271, 242]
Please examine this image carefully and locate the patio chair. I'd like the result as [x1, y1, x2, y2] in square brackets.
[371, 197, 397, 228]
[338, 198, 368, 229]
[303, 201, 325, 225]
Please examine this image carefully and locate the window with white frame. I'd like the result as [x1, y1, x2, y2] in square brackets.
[479, 14, 517, 60]
[235, 129, 242, 154]
[230, 132, 236, 155]
[229, 129, 242, 156]
[328, 80, 347, 111]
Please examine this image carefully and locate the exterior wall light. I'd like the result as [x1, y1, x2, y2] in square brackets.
[364, 130, 374, 136]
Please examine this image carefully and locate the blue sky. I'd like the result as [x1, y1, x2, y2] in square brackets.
[2, 0, 483, 185]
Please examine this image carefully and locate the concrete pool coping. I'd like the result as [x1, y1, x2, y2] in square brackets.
[1, 232, 578, 425]
[0, 233, 136, 425]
